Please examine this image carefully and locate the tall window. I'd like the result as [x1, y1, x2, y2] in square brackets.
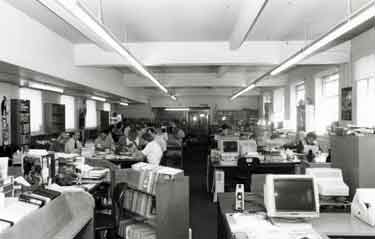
[357, 77, 375, 127]
[315, 74, 339, 134]
[273, 88, 285, 123]
[60, 95, 75, 130]
[103, 103, 111, 112]
[85, 100, 97, 128]
[295, 83, 305, 105]
[19, 88, 42, 133]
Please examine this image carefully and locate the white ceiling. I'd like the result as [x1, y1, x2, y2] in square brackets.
[5, 0, 372, 99]
[7, 0, 371, 43]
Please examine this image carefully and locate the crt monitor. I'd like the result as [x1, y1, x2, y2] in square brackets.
[264, 174, 320, 218]
[219, 139, 239, 154]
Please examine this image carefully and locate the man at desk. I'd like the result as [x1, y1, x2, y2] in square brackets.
[95, 130, 115, 151]
[64, 132, 82, 154]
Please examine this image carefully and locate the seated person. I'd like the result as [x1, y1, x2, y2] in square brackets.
[64, 132, 82, 154]
[95, 130, 115, 151]
[117, 126, 139, 152]
[147, 127, 167, 152]
[135, 132, 163, 165]
[297, 131, 320, 159]
[52, 132, 69, 152]
[112, 122, 124, 143]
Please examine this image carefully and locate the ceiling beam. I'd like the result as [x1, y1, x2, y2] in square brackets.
[229, 0, 268, 50]
[74, 41, 350, 67]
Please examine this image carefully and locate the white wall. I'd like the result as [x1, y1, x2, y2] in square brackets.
[150, 95, 259, 110]
[0, 0, 147, 103]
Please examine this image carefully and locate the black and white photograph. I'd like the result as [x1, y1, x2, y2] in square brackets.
[0, 0, 374, 239]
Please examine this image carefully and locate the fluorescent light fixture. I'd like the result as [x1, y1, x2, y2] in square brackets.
[37, 0, 169, 95]
[230, 83, 256, 100]
[165, 108, 190, 111]
[170, 95, 177, 101]
[119, 102, 129, 106]
[29, 82, 64, 93]
[270, 1, 375, 76]
[91, 96, 106, 102]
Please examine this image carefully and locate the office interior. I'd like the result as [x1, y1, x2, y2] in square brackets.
[0, 0, 374, 238]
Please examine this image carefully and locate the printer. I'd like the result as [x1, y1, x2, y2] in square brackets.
[351, 188, 375, 226]
[305, 168, 349, 198]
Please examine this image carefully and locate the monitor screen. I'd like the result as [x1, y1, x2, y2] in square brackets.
[222, 141, 238, 153]
[274, 178, 316, 212]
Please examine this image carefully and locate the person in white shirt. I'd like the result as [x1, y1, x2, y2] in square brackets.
[147, 127, 167, 152]
[136, 132, 163, 165]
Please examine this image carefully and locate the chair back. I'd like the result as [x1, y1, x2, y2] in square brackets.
[237, 157, 250, 177]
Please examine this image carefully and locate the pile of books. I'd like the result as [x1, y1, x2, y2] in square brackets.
[125, 223, 156, 239]
[130, 162, 183, 195]
[124, 189, 155, 218]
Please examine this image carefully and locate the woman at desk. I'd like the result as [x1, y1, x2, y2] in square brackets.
[297, 131, 320, 161]
[134, 132, 163, 165]
[117, 126, 140, 152]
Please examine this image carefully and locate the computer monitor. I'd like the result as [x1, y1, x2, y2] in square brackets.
[218, 138, 239, 159]
[264, 174, 319, 218]
[238, 139, 257, 156]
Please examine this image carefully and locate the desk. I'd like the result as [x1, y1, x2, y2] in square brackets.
[0, 191, 94, 239]
[207, 156, 301, 201]
[90, 154, 141, 168]
[217, 193, 375, 239]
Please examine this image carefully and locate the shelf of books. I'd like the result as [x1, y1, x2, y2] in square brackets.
[117, 162, 189, 239]
[44, 103, 65, 134]
[10, 99, 31, 147]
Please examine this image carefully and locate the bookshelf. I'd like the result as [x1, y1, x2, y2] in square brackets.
[44, 103, 65, 134]
[100, 110, 109, 130]
[115, 164, 190, 239]
[10, 99, 31, 146]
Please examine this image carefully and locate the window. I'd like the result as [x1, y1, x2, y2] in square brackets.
[357, 77, 375, 127]
[315, 74, 339, 134]
[103, 103, 111, 112]
[19, 88, 42, 133]
[273, 88, 285, 123]
[295, 83, 305, 105]
[85, 100, 97, 128]
[60, 95, 75, 130]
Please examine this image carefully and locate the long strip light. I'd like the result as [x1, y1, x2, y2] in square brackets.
[165, 108, 190, 112]
[29, 82, 64, 93]
[230, 84, 256, 100]
[91, 96, 106, 102]
[231, 1, 375, 100]
[271, 1, 375, 76]
[37, 0, 169, 95]
[119, 102, 129, 106]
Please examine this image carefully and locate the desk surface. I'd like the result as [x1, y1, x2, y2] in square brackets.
[218, 193, 375, 238]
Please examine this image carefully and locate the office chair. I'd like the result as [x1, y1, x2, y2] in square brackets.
[234, 157, 260, 192]
[95, 182, 128, 239]
[234, 157, 251, 191]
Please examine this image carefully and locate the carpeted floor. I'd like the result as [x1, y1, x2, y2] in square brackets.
[183, 144, 217, 239]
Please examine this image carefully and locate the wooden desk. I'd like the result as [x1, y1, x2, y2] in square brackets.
[217, 193, 375, 239]
[0, 191, 95, 239]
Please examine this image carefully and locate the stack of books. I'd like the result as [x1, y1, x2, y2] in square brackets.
[125, 223, 156, 239]
[130, 162, 183, 194]
[124, 189, 155, 218]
